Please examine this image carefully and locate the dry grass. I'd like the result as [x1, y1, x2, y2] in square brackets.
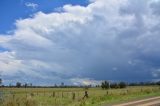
[0, 86, 160, 106]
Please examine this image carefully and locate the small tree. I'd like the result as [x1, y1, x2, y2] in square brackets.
[16, 82, 21, 88]
[61, 82, 64, 87]
[110, 83, 119, 89]
[104, 81, 109, 89]
[9, 83, 12, 88]
[101, 81, 109, 89]
[0, 78, 2, 87]
[24, 83, 28, 88]
[119, 82, 127, 88]
[156, 81, 160, 86]
[101, 82, 105, 89]
[0, 78, 2, 85]
[30, 83, 32, 87]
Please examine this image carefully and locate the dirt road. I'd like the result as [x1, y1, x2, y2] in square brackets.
[112, 96, 160, 106]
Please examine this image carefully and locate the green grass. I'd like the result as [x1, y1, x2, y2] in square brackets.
[0, 86, 160, 106]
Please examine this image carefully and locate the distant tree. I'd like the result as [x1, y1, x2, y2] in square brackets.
[119, 82, 127, 88]
[30, 83, 32, 87]
[0, 78, 2, 87]
[54, 84, 57, 88]
[16, 82, 21, 88]
[9, 83, 12, 88]
[0, 78, 2, 86]
[104, 81, 110, 89]
[96, 85, 100, 87]
[24, 83, 28, 88]
[110, 83, 119, 89]
[129, 83, 138, 86]
[0, 73, 2, 87]
[61, 82, 64, 87]
[139, 82, 144, 86]
[101, 81, 109, 89]
[156, 81, 160, 86]
[101, 82, 105, 89]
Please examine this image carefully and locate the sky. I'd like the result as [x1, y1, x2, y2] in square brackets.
[0, 0, 88, 34]
[0, 0, 160, 86]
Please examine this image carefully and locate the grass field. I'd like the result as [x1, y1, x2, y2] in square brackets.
[0, 86, 160, 106]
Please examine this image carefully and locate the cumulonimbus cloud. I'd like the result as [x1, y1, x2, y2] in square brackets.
[0, 0, 160, 85]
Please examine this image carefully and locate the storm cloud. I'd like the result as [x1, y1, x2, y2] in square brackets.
[0, 0, 160, 85]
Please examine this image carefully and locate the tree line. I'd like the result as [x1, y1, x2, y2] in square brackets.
[99, 81, 160, 89]
[0, 78, 160, 88]
[100, 81, 127, 89]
